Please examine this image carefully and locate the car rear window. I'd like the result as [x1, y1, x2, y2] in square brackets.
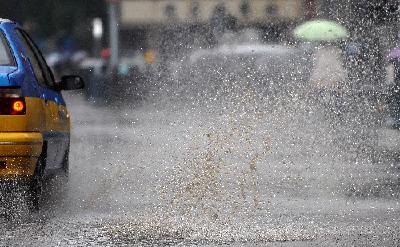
[0, 32, 14, 66]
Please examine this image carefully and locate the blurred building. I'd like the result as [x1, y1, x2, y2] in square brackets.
[120, 0, 303, 26]
[118, 0, 309, 59]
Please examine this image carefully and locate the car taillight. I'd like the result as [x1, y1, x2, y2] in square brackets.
[0, 88, 26, 115]
[0, 97, 26, 115]
[12, 99, 25, 113]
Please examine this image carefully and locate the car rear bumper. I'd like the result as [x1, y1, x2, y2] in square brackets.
[0, 132, 43, 178]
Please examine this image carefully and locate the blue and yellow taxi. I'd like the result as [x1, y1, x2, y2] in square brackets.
[0, 19, 84, 209]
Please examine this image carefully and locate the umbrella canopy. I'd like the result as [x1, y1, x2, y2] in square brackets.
[388, 47, 400, 61]
[294, 19, 348, 42]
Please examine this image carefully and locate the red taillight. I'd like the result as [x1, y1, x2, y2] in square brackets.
[0, 88, 25, 115]
[12, 99, 25, 113]
[0, 97, 26, 115]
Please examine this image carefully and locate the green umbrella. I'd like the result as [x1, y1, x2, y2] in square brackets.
[294, 19, 348, 42]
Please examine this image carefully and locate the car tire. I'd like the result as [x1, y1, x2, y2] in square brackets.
[62, 146, 70, 178]
[27, 152, 45, 212]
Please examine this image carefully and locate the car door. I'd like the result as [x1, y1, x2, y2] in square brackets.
[15, 29, 69, 170]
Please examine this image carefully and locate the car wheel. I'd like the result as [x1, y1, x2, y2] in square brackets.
[62, 147, 69, 177]
[28, 153, 45, 211]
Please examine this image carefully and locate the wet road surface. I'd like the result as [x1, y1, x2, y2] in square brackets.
[1, 90, 400, 246]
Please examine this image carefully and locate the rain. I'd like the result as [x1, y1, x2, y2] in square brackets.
[0, 0, 399, 246]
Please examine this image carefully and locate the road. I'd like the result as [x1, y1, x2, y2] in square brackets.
[1, 88, 400, 246]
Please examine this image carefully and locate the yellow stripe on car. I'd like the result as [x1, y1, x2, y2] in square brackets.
[0, 132, 43, 177]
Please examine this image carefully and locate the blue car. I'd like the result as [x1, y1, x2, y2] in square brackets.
[0, 19, 84, 210]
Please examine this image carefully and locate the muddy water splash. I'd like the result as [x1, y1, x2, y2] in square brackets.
[101, 49, 394, 245]
[104, 72, 332, 244]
